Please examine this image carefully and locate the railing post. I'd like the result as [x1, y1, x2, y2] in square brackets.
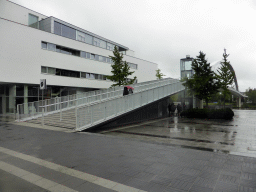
[75, 106, 78, 130]
[32, 102, 35, 118]
[60, 102, 62, 121]
[91, 105, 93, 125]
[17, 105, 20, 122]
[104, 102, 106, 119]
[41, 108, 44, 126]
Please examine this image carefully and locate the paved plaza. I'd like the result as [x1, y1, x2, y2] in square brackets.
[0, 110, 256, 191]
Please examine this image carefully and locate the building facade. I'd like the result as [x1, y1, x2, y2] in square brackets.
[0, 0, 158, 114]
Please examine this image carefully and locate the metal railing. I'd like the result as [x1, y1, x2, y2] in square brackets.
[75, 80, 184, 131]
[17, 78, 181, 122]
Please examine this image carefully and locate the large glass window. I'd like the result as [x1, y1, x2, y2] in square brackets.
[76, 31, 93, 45]
[185, 61, 192, 70]
[48, 67, 56, 74]
[81, 51, 86, 58]
[86, 52, 90, 59]
[107, 43, 115, 51]
[48, 43, 56, 51]
[54, 21, 61, 36]
[41, 42, 47, 49]
[28, 14, 38, 26]
[41, 66, 47, 73]
[94, 38, 106, 48]
[62, 25, 76, 40]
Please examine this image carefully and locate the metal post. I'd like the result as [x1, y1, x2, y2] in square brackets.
[60, 101, 62, 121]
[17, 105, 19, 121]
[42, 108, 44, 126]
[91, 106, 93, 125]
[32, 102, 34, 118]
[75, 106, 77, 130]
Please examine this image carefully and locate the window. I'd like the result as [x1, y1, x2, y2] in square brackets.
[28, 14, 38, 27]
[41, 66, 47, 73]
[86, 52, 90, 59]
[86, 73, 90, 78]
[81, 51, 86, 58]
[95, 55, 99, 61]
[107, 43, 115, 51]
[61, 24, 76, 40]
[54, 21, 61, 36]
[90, 74, 95, 79]
[185, 61, 192, 70]
[76, 31, 93, 45]
[91, 54, 95, 60]
[99, 56, 106, 62]
[81, 72, 86, 78]
[41, 42, 47, 49]
[48, 43, 56, 51]
[48, 67, 56, 74]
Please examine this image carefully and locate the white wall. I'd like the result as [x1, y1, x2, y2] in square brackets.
[0, 18, 157, 88]
[0, 0, 47, 25]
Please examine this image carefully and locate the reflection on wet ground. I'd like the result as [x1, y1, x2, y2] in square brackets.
[102, 110, 256, 157]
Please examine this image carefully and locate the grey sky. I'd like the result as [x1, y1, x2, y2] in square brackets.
[12, 0, 256, 92]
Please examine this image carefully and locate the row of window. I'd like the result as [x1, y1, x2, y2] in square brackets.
[41, 42, 138, 69]
[54, 21, 117, 51]
[41, 66, 138, 83]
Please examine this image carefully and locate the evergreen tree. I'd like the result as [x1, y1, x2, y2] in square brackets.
[215, 49, 235, 107]
[183, 51, 220, 107]
[156, 69, 165, 80]
[107, 46, 137, 87]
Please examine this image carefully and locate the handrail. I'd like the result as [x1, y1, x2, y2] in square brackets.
[17, 78, 180, 121]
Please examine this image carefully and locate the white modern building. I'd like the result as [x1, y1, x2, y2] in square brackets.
[0, 0, 158, 115]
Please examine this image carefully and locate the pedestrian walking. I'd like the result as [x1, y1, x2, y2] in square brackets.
[168, 103, 171, 117]
[177, 104, 182, 116]
[123, 87, 129, 96]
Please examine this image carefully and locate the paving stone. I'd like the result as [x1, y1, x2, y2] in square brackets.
[240, 179, 256, 189]
[170, 179, 194, 191]
[181, 167, 201, 176]
[108, 173, 133, 184]
[202, 166, 222, 174]
[239, 185, 256, 192]
[134, 171, 157, 182]
[241, 172, 256, 181]
[219, 174, 240, 184]
[194, 177, 217, 188]
[189, 185, 214, 192]
[175, 174, 197, 183]
[150, 175, 173, 186]
[199, 171, 219, 180]
[214, 181, 238, 192]
[141, 182, 167, 192]
[223, 164, 242, 172]
[74, 181, 115, 192]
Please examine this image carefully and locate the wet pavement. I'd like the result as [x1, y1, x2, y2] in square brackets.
[103, 110, 256, 158]
[0, 110, 256, 191]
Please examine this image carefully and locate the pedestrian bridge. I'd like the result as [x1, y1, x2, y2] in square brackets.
[17, 78, 184, 131]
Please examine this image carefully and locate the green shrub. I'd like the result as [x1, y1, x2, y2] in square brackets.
[180, 108, 234, 120]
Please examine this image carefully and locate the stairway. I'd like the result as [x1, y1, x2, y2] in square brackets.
[27, 108, 76, 129]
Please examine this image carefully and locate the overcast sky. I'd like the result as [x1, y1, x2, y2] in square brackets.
[12, 0, 256, 92]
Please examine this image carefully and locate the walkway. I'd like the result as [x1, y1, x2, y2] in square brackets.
[1, 111, 256, 191]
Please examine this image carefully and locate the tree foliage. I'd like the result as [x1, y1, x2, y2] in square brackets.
[183, 51, 220, 107]
[156, 69, 165, 80]
[245, 88, 256, 104]
[215, 49, 235, 107]
[107, 46, 137, 87]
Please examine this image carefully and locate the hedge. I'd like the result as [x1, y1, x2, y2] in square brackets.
[180, 108, 234, 120]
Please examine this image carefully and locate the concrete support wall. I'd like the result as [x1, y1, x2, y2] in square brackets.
[237, 97, 241, 108]
[24, 85, 28, 114]
[9, 85, 16, 113]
